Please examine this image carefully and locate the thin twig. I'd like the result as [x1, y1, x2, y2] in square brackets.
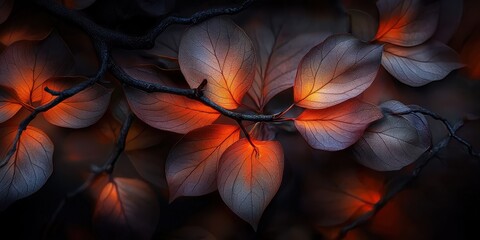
[33, 0, 255, 49]
[394, 106, 480, 158]
[42, 114, 135, 239]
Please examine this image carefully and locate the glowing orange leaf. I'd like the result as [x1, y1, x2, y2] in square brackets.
[217, 139, 284, 229]
[93, 178, 159, 239]
[41, 76, 113, 128]
[0, 33, 74, 105]
[374, 0, 440, 47]
[294, 34, 382, 109]
[123, 65, 220, 134]
[166, 124, 240, 201]
[178, 17, 255, 109]
[0, 127, 53, 210]
[295, 99, 382, 151]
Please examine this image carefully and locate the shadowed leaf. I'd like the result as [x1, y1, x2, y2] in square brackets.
[348, 9, 378, 42]
[0, 0, 13, 25]
[0, 33, 74, 104]
[93, 178, 159, 240]
[295, 99, 382, 151]
[382, 42, 464, 86]
[123, 65, 220, 134]
[0, 127, 53, 210]
[59, 0, 96, 9]
[354, 100, 431, 171]
[41, 76, 113, 128]
[0, 9, 52, 46]
[178, 17, 255, 109]
[146, 25, 185, 69]
[294, 34, 382, 109]
[217, 139, 284, 230]
[374, 0, 439, 46]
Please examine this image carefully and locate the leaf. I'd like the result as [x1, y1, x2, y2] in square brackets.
[178, 17, 255, 109]
[59, 0, 96, 10]
[166, 124, 240, 201]
[303, 161, 384, 226]
[0, 127, 54, 210]
[123, 65, 220, 134]
[294, 34, 383, 109]
[40, 77, 112, 128]
[127, 146, 169, 190]
[0, 33, 74, 105]
[295, 99, 382, 151]
[382, 42, 463, 86]
[354, 100, 431, 171]
[374, 0, 440, 47]
[433, 0, 463, 43]
[0, 0, 13, 25]
[245, 14, 330, 110]
[146, 25, 185, 69]
[0, 87, 22, 123]
[93, 178, 159, 240]
[0, 9, 52, 46]
[217, 139, 284, 229]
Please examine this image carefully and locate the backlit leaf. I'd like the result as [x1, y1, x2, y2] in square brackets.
[295, 99, 382, 151]
[166, 124, 240, 201]
[294, 34, 382, 109]
[217, 139, 284, 229]
[93, 178, 159, 240]
[245, 14, 330, 110]
[178, 17, 255, 109]
[354, 100, 431, 171]
[41, 77, 113, 128]
[0, 127, 53, 210]
[0, 33, 74, 104]
[382, 42, 464, 86]
[374, 0, 440, 47]
[123, 65, 220, 134]
[0, 9, 52, 46]
[0, 0, 13, 25]
[0, 87, 22, 123]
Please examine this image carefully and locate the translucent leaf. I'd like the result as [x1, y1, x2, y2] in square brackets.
[217, 139, 284, 230]
[41, 77, 113, 128]
[178, 17, 255, 109]
[245, 13, 330, 110]
[382, 42, 464, 86]
[166, 124, 240, 200]
[354, 100, 431, 171]
[295, 99, 382, 151]
[0, 0, 13, 25]
[374, 0, 440, 46]
[93, 178, 159, 240]
[294, 34, 382, 109]
[303, 161, 384, 226]
[0, 33, 74, 104]
[0, 87, 22, 123]
[0, 127, 53, 210]
[123, 65, 220, 134]
[0, 9, 52, 46]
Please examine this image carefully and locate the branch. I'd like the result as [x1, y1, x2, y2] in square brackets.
[394, 106, 480, 158]
[43, 114, 135, 239]
[337, 131, 455, 239]
[108, 59, 281, 122]
[0, 40, 109, 168]
[33, 0, 255, 49]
